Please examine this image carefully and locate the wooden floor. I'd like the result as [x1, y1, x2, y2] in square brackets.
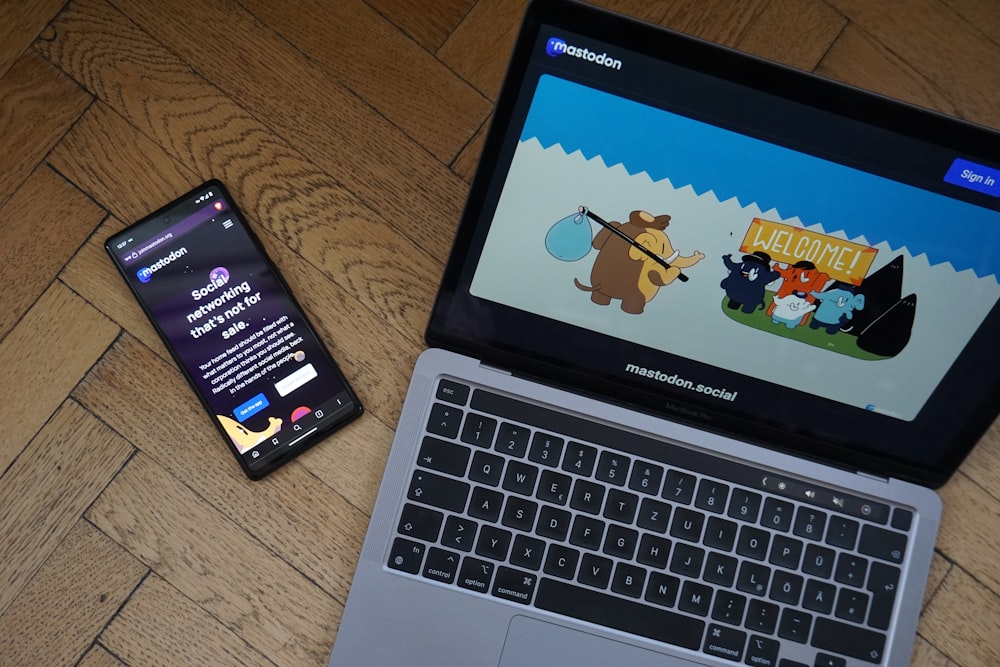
[1, 0, 999, 665]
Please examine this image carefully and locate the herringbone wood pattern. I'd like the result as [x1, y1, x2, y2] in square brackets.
[1, 1, 999, 665]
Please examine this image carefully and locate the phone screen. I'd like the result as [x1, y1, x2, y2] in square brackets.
[106, 180, 363, 478]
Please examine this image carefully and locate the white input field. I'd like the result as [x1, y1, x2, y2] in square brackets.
[274, 363, 317, 397]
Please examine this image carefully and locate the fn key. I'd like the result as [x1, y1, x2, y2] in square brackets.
[388, 538, 425, 574]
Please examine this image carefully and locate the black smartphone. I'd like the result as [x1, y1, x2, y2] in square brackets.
[106, 180, 363, 479]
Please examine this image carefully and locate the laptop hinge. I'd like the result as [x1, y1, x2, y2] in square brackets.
[479, 362, 513, 377]
[856, 469, 890, 484]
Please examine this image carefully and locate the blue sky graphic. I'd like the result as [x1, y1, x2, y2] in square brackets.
[521, 75, 999, 279]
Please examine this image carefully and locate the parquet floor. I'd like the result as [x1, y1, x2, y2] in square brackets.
[1, 1, 998, 665]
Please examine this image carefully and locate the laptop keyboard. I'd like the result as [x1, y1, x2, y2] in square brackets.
[387, 378, 914, 666]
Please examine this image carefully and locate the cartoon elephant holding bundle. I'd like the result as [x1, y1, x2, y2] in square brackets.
[574, 210, 704, 314]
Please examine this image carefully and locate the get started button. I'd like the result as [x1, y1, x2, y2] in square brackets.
[944, 158, 1000, 197]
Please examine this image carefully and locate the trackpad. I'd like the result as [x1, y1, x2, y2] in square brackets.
[499, 615, 704, 667]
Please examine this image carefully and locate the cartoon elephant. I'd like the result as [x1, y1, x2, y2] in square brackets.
[720, 251, 780, 314]
[575, 210, 703, 314]
[809, 287, 865, 334]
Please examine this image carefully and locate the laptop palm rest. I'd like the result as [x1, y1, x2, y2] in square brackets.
[500, 615, 703, 667]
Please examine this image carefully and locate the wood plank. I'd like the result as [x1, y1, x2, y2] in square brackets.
[0, 520, 147, 666]
[36, 0, 466, 260]
[0, 50, 91, 206]
[73, 334, 381, 590]
[944, 0, 1000, 45]
[936, 471, 1000, 591]
[101, 575, 272, 667]
[452, 119, 488, 184]
[919, 566, 1000, 666]
[0, 164, 106, 340]
[0, 281, 119, 473]
[735, 0, 847, 71]
[437, 0, 529, 99]
[78, 645, 127, 667]
[824, 0, 1000, 129]
[0, 399, 134, 615]
[912, 635, 959, 667]
[924, 552, 952, 609]
[0, 0, 65, 78]
[240, 0, 489, 162]
[959, 418, 1000, 504]
[658, 0, 769, 46]
[86, 452, 341, 666]
[366, 0, 474, 51]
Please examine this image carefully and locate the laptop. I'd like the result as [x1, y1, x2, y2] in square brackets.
[329, 1, 1000, 665]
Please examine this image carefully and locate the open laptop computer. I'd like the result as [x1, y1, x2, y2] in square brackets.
[329, 1, 1000, 665]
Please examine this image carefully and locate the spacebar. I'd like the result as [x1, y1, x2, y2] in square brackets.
[535, 578, 704, 650]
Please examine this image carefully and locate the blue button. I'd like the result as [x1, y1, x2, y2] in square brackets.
[234, 393, 269, 422]
[944, 158, 1000, 197]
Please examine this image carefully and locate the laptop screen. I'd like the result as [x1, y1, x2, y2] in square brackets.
[428, 1, 1000, 487]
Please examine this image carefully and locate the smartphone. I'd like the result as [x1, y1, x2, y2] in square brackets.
[106, 180, 363, 479]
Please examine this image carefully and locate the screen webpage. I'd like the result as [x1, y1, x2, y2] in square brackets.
[470, 53, 1000, 422]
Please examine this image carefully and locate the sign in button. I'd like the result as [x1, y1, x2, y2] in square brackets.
[234, 393, 269, 422]
[275, 363, 317, 397]
[944, 158, 1000, 197]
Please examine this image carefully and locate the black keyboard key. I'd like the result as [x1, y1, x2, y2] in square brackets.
[679, 580, 713, 616]
[777, 608, 812, 644]
[510, 534, 545, 571]
[441, 515, 477, 552]
[866, 561, 900, 630]
[570, 479, 605, 514]
[502, 460, 538, 495]
[815, 654, 847, 667]
[745, 635, 779, 667]
[436, 379, 469, 405]
[826, 516, 860, 549]
[835, 588, 870, 624]
[501, 495, 538, 532]
[663, 469, 696, 504]
[569, 515, 605, 550]
[528, 432, 564, 467]
[603, 524, 639, 560]
[543, 544, 580, 580]
[793, 506, 827, 541]
[812, 617, 887, 663]
[417, 436, 470, 476]
[469, 450, 504, 486]
[604, 488, 639, 523]
[637, 534, 671, 569]
[704, 552, 738, 587]
[387, 537, 425, 574]
[727, 488, 762, 523]
[670, 507, 705, 542]
[704, 516, 738, 551]
[578, 553, 613, 589]
[491, 566, 537, 605]
[637, 498, 671, 533]
[769, 535, 803, 569]
[736, 526, 770, 560]
[460, 413, 497, 448]
[891, 507, 913, 531]
[476, 525, 512, 561]
[595, 451, 630, 486]
[834, 553, 868, 588]
[458, 556, 494, 593]
[422, 547, 460, 584]
[611, 563, 646, 598]
[711, 590, 747, 625]
[407, 470, 469, 513]
[645, 572, 680, 608]
[736, 561, 771, 597]
[535, 578, 705, 650]
[469, 486, 503, 522]
[426, 403, 463, 439]
[768, 570, 803, 605]
[628, 461, 664, 495]
[858, 524, 908, 564]
[803, 579, 836, 614]
[397, 503, 443, 542]
[695, 479, 729, 514]
[802, 543, 836, 579]
[745, 599, 779, 634]
[670, 543, 705, 578]
[562, 441, 598, 476]
[495, 422, 530, 457]
[536, 505, 572, 541]
[703, 623, 747, 662]
[536, 469, 572, 505]
[761, 497, 794, 532]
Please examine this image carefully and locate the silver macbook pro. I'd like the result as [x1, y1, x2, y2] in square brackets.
[330, 1, 1000, 665]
